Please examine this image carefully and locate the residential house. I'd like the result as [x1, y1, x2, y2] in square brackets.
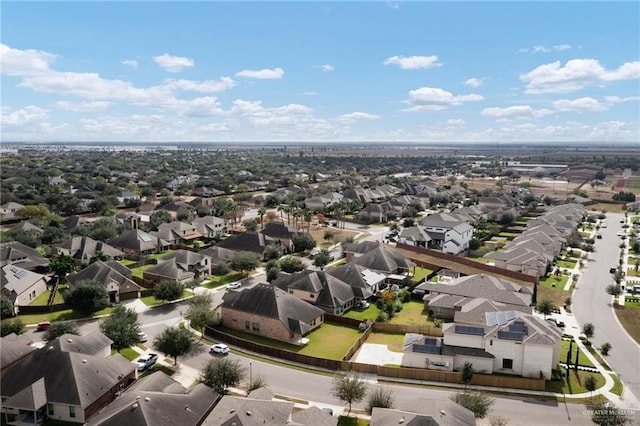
[403, 312, 562, 379]
[350, 244, 415, 276]
[192, 215, 227, 239]
[152, 221, 203, 246]
[371, 398, 475, 426]
[1, 332, 136, 424]
[215, 232, 268, 260]
[261, 222, 297, 252]
[62, 215, 97, 229]
[398, 226, 432, 248]
[191, 186, 225, 197]
[417, 274, 532, 319]
[85, 371, 220, 426]
[0, 202, 24, 219]
[303, 192, 344, 212]
[273, 270, 355, 314]
[0, 241, 50, 272]
[54, 236, 124, 263]
[421, 213, 474, 255]
[155, 201, 197, 220]
[1, 333, 37, 378]
[327, 263, 385, 301]
[66, 261, 141, 303]
[1, 264, 48, 311]
[106, 230, 170, 259]
[116, 191, 140, 206]
[9, 221, 44, 237]
[201, 389, 337, 426]
[221, 283, 324, 344]
[357, 203, 388, 223]
[143, 250, 211, 285]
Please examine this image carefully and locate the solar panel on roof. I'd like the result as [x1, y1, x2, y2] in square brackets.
[455, 325, 485, 336]
[424, 338, 438, 346]
[498, 330, 524, 341]
[140, 234, 152, 242]
[413, 344, 441, 354]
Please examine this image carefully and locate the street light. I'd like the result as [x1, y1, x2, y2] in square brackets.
[249, 361, 252, 386]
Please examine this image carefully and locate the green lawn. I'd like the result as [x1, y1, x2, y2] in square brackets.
[19, 306, 115, 326]
[148, 250, 176, 260]
[111, 347, 140, 361]
[556, 259, 577, 269]
[545, 369, 605, 395]
[29, 285, 68, 306]
[119, 259, 137, 266]
[130, 264, 153, 278]
[560, 340, 595, 368]
[220, 323, 362, 360]
[203, 272, 244, 289]
[388, 301, 429, 325]
[411, 266, 433, 283]
[365, 331, 406, 352]
[337, 416, 369, 426]
[140, 289, 192, 306]
[344, 305, 380, 322]
[539, 274, 569, 289]
[610, 373, 624, 396]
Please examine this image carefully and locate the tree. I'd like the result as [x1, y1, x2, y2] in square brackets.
[1, 295, 15, 319]
[99, 304, 141, 351]
[450, 391, 494, 419]
[185, 293, 219, 339]
[585, 375, 597, 401]
[331, 374, 367, 414]
[200, 357, 246, 394]
[292, 233, 316, 252]
[264, 245, 282, 261]
[402, 218, 415, 228]
[153, 280, 184, 302]
[606, 284, 623, 298]
[257, 207, 267, 230]
[243, 218, 258, 232]
[313, 249, 332, 270]
[44, 320, 80, 342]
[366, 386, 395, 414]
[153, 327, 193, 366]
[266, 265, 281, 282]
[1, 318, 25, 337]
[468, 238, 481, 251]
[149, 210, 172, 231]
[323, 230, 335, 242]
[15, 205, 50, 221]
[582, 322, 595, 342]
[50, 254, 77, 277]
[64, 280, 109, 314]
[536, 298, 556, 319]
[591, 401, 632, 426]
[230, 251, 260, 276]
[600, 342, 612, 357]
[279, 256, 306, 273]
[460, 362, 474, 391]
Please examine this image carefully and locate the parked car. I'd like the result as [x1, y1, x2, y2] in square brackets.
[36, 321, 51, 331]
[610, 267, 617, 273]
[210, 343, 230, 355]
[596, 234, 602, 239]
[135, 353, 158, 371]
[137, 331, 148, 343]
[227, 281, 242, 290]
[355, 300, 370, 309]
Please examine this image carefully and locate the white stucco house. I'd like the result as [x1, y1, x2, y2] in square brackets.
[421, 213, 474, 255]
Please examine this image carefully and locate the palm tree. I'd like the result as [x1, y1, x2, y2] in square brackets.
[258, 207, 267, 230]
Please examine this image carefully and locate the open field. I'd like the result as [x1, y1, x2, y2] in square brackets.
[614, 302, 640, 345]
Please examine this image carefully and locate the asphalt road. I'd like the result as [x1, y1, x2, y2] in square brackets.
[572, 212, 640, 401]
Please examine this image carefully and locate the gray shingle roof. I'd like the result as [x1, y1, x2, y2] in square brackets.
[216, 232, 266, 255]
[56, 236, 124, 261]
[0, 241, 50, 270]
[351, 245, 415, 274]
[67, 260, 141, 294]
[201, 395, 294, 426]
[425, 274, 532, 308]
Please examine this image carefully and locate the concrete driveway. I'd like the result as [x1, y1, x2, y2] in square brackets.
[352, 343, 404, 365]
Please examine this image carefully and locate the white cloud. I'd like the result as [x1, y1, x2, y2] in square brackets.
[302, 91, 317, 96]
[0, 43, 57, 76]
[518, 44, 572, 54]
[161, 77, 236, 93]
[446, 119, 466, 127]
[481, 105, 553, 119]
[403, 87, 483, 111]
[337, 112, 381, 123]
[383, 55, 442, 70]
[386, 1, 402, 9]
[314, 64, 334, 72]
[153, 53, 194, 72]
[55, 101, 112, 112]
[464, 78, 482, 87]
[605, 95, 640, 104]
[552, 97, 608, 112]
[235, 67, 284, 79]
[521, 59, 640, 94]
[1, 105, 49, 127]
[122, 59, 138, 69]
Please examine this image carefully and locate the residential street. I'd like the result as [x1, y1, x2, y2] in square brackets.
[572, 212, 640, 403]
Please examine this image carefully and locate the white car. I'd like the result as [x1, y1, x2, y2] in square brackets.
[210, 343, 230, 355]
[227, 281, 242, 290]
[135, 353, 158, 371]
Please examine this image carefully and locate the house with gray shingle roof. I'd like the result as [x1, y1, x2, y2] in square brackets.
[0, 241, 50, 272]
[404, 311, 561, 379]
[350, 244, 415, 276]
[0, 202, 25, 219]
[67, 260, 141, 303]
[1, 332, 136, 424]
[9, 221, 44, 237]
[1, 264, 48, 311]
[398, 226, 432, 248]
[143, 250, 211, 285]
[192, 215, 227, 239]
[221, 283, 324, 344]
[371, 399, 475, 426]
[273, 270, 355, 314]
[1, 333, 37, 377]
[106, 229, 169, 259]
[152, 221, 203, 246]
[421, 212, 474, 255]
[327, 263, 385, 300]
[215, 232, 268, 260]
[54, 236, 124, 263]
[85, 371, 220, 426]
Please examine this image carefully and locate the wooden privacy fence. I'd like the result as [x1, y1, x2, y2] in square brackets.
[204, 325, 545, 391]
[372, 322, 443, 337]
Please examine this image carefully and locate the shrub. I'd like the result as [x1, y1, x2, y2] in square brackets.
[376, 312, 389, 322]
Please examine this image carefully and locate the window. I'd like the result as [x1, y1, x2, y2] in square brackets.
[309, 293, 315, 298]
[252, 322, 260, 332]
[502, 358, 513, 369]
[489, 339, 493, 346]
[245, 320, 250, 330]
[47, 404, 54, 415]
[69, 406, 76, 418]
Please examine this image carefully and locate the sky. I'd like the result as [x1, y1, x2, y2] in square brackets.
[1, 1, 639, 144]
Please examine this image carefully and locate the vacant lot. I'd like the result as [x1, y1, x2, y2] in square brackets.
[614, 303, 640, 345]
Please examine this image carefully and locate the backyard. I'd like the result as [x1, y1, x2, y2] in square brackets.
[344, 300, 434, 327]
